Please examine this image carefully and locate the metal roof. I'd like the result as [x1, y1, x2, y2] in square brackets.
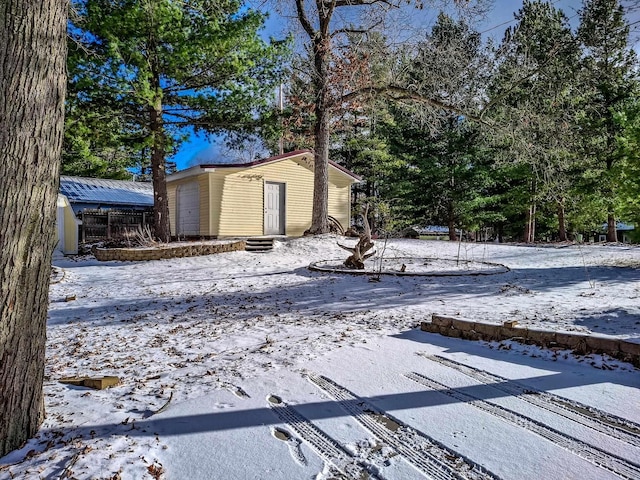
[60, 176, 154, 207]
[417, 226, 450, 234]
[601, 222, 636, 232]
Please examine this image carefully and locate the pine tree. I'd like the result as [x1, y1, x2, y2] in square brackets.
[67, 0, 288, 241]
[610, 88, 640, 231]
[577, 0, 638, 241]
[63, 79, 147, 179]
[488, 0, 581, 241]
[378, 13, 492, 239]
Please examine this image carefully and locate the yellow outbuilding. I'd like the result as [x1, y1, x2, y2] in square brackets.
[167, 150, 360, 238]
[56, 194, 81, 254]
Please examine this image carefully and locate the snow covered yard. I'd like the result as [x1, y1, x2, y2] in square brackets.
[1, 237, 639, 479]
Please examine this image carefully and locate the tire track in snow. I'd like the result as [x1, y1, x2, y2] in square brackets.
[420, 353, 640, 449]
[305, 373, 501, 480]
[267, 394, 379, 479]
[404, 371, 640, 480]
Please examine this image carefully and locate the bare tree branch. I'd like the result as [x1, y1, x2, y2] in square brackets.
[295, 0, 317, 38]
[332, 0, 397, 7]
[332, 20, 382, 37]
[339, 84, 491, 126]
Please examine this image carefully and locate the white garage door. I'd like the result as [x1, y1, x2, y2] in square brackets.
[177, 182, 200, 236]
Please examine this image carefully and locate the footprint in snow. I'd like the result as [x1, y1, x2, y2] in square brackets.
[231, 386, 250, 399]
[272, 427, 307, 466]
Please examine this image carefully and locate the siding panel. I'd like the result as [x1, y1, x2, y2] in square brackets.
[218, 159, 317, 237]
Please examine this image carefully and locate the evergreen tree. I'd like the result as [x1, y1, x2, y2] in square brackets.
[577, 0, 638, 241]
[63, 71, 147, 179]
[488, 0, 581, 241]
[383, 110, 495, 239]
[378, 13, 492, 239]
[67, 0, 288, 241]
[611, 90, 640, 229]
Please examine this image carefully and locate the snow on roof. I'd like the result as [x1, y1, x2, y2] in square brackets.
[60, 176, 154, 207]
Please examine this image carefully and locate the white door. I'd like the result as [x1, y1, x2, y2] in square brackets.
[177, 182, 200, 236]
[264, 182, 285, 235]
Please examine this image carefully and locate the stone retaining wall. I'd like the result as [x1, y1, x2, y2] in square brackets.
[93, 241, 246, 262]
[422, 314, 640, 368]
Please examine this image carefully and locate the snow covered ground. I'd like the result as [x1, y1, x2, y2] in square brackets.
[1, 236, 639, 479]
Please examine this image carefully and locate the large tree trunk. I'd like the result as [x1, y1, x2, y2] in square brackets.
[0, 0, 67, 457]
[524, 202, 536, 243]
[309, 103, 330, 234]
[307, 32, 331, 235]
[607, 213, 617, 243]
[557, 198, 567, 242]
[150, 95, 171, 243]
[447, 202, 457, 241]
[524, 179, 536, 243]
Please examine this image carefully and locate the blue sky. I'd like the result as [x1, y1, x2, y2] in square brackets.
[171, 0, 628, 170]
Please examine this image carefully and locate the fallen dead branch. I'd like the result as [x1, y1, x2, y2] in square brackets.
[337, 205, 375, 269]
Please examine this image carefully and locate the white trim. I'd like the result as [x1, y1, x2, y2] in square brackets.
[264, 181, 286, 235]
[168, 166, 217, 182]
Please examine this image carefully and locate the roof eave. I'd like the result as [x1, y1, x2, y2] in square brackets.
[167, 165, 217, 182]
[183, 149, 361, 183]
[328, 160, 362, 182]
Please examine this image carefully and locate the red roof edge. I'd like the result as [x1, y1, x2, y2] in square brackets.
[198, 149, 361, 181]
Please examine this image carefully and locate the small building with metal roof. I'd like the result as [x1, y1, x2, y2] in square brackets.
[599, 222, 637, 243]
[56, 176, 154, 253]
[59, 176, 154, 213]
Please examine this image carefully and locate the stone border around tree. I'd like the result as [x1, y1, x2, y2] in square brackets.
[422, 314, 640, 368]
[309, 257, 510, 276]
[92, 240, 246, 262]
